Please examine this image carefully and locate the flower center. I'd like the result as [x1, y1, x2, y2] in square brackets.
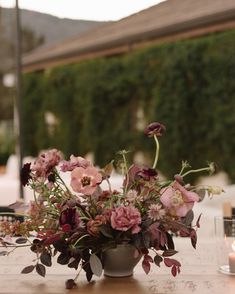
[171, 190, 184, 207]
[81, 176, 91, 187]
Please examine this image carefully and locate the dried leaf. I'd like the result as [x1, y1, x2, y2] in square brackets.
[36, 263, 46, 277]
[21, 265, 35, 274]
[0, 251, 8, 256]
[102, 162, 114, 178]
[90, 254, 103, 277]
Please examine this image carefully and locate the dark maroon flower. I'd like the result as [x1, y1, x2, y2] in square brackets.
[59, 208, 83, 231]
[48, 173, 56, 183]
[20, 163, 32, 186]
[144, 122, 166, 137]
[137, 167, 158, 181]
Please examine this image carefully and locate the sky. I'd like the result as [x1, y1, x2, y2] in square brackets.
[0, 0, 166, 21]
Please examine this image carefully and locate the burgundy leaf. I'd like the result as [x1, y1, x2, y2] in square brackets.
[162, 250, 178, 257]
[21, 265, 35, 274]
[142, 260, 151, 274]
[36, 263, 46, 277]
[190, 229, 197, 249]
[196, 213, 202, 228]
[164, 258, 173, 267]
[15, 237, 28, 244]
[171, 265, 177, 277]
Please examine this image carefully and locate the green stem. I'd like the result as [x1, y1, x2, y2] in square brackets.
[152, 135, 159, 169]
[181, 167, 211, 178]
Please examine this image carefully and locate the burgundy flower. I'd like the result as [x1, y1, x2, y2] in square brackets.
[20, 163, 32, 186]
[144, 122, 166, 137]
[59, 208, 83, 231]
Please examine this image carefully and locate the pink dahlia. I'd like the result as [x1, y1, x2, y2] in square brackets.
[160, 181, 199, 217]
[70, 166, 102, 195]
[110, 205, 141, 234]
[61, 155, 91, 172]
[32, 149, 62, 178]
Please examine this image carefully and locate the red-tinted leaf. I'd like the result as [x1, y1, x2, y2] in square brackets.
[170, 258, 181, 267]
[171, 265, 177, 277]
[142, 260, 151, 274]
[21, 265, 35, 274]
[164, 258, 173, 267]
[162, 250, 178, 257]
[196, 213, 202, 228]
[36, 263, 46, 277]
[190, 229, 197, 249]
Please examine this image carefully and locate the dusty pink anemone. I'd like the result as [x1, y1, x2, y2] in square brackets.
[110, 205, 141, 234]
[160, 181, 199, 217]
[70, 166, 102, 195]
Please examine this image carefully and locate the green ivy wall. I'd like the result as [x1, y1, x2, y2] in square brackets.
[22, 29, 235, 181]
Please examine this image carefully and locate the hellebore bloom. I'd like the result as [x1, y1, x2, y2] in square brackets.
[160, 181, 199, 217]
[21, 163, 32, 186]
[71, 166, 102, 195]
[144, 122, 166, 137]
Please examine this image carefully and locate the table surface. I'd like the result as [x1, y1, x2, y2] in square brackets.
[1, 238, 235, 294]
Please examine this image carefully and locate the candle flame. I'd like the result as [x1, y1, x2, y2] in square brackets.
[232, 241, 235, 252]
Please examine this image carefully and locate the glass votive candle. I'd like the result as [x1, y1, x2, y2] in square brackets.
[214, 216, 235, 275]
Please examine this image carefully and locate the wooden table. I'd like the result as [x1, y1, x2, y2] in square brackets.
[1, 238, 235, 294]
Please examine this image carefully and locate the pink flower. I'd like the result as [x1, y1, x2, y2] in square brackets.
[160, 181, 199, 217]
[110, 205, 141, 234]
[70, 166, 102, 195]
[87, 215, 107, 236]
[147, 204, 165, 221]
[61, 155, 91, 172]
[32, 149, 62, 178]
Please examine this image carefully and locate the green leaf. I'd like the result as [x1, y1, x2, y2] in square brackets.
[89, 254, 103, 277]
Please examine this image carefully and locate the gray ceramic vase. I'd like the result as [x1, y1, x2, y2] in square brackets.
[103, 244, 142, 277]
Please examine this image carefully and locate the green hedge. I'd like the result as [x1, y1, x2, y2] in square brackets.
[22, 29, 235, 181]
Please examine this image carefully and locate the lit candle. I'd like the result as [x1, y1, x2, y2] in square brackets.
[229, 241, 235, 273]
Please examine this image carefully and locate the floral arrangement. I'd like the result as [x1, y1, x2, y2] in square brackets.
[0, 122, 222, 289]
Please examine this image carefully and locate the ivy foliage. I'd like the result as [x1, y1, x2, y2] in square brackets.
[22, 29, 235, 181]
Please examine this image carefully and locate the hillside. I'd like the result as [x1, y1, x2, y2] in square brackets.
[0, 7, 108, 48]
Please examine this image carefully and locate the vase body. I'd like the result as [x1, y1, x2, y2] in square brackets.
[103, 244, 142, 277]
